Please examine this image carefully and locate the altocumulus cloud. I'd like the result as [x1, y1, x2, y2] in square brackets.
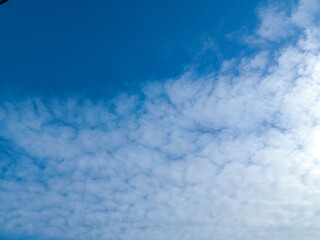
[1, 0, 320, 239]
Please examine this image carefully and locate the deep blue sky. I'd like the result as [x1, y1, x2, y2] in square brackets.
[0, 0, 260, 96]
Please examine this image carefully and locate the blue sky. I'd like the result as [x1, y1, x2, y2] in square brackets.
[0, 0, 259, 95]
[2, 0, 320, 240]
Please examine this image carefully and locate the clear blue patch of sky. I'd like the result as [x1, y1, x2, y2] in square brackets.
[0, 0, 262, 97]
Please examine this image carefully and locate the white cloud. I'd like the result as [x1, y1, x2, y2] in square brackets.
[256, 0, 320, 42]
[1, 1, 320, 240]
[257, 5, 294, 41]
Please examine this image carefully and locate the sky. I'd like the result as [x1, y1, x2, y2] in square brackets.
[1, 0, 320, 239]
[0, 0, 259, 95]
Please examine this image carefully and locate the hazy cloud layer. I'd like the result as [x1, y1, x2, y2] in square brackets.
[1, 0, 320, 239]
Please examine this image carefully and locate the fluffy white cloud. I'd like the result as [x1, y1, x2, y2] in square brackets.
[1, 1, 320, 239]
[256, 0, 320, 42]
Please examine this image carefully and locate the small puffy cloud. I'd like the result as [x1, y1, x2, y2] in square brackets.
[256, 0, 320, 42]
[257, 5, 294, 41]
